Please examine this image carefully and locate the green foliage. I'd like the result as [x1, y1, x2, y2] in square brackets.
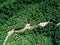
[55, 25, 60, 45]
[0, 0, 60, 45]
[6, 32, 53, 45]
[6, 23, 55, 45]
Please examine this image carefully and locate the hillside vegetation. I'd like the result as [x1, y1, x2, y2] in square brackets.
[0, 0, 60, 45]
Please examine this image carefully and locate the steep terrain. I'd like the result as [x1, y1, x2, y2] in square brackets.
[0, 0, 60, 45]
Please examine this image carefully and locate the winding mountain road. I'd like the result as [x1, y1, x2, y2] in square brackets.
[3, 21, 60, 45]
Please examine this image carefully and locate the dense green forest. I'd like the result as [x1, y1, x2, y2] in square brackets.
[0, 0, 60, 45]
